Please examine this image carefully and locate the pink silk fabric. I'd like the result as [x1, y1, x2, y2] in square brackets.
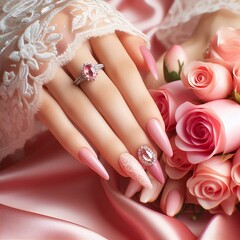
[106, 0, 172, 57]
[2, 1, 240, 239]
[2, 131, 240, 239]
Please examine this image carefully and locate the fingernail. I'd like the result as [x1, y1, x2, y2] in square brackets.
[147, 118, 173, 157]
[125, 179, 142, 198]
[139, 45, 158, 80]
[148, 161, 165, 184]
[140, 188, 152, 203]
[166, 190, 182, 217]
[137, 145, 165, 184]
[78, 148, 109, 180]
[119, 152, 152, 189]
[140, 172, 163, 203]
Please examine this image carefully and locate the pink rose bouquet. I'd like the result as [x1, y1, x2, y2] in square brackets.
[147, 26, 240, 216]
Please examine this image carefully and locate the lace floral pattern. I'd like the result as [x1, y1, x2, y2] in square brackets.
[156, 0, 240, 48]
[0, 0, 148, 160]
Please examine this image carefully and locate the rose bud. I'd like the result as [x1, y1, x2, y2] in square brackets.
[163, 45, 187, 83]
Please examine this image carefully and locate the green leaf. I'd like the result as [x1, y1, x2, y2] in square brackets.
[233, 89, 240, 104]
[163, 60, 184, 83]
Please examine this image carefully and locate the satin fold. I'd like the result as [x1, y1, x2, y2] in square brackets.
[1, 131, 240, 239]
[0, 132, 131, 239]
[199, 212, 240, 240]
[0, 204, 107, 240]
[102, 175, 197, 240]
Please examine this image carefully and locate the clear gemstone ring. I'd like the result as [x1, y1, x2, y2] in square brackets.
[74, 63, 104, 86]
[137, 145, 157, 167]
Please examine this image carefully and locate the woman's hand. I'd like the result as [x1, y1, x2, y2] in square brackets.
[36, 12, 173, 186]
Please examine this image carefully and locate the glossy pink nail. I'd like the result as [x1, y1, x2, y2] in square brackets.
[147, 118, 173, 157]
[166, 190, 182, 217]
[125, 179, 142, 198]
[78, 148, 109, 180]
[139, 45, 158, 80]
[119, 153, 152, 189]
[140, 172, 163, 203]
[137, 145, 165, 184]
[147, 161, 165, 184]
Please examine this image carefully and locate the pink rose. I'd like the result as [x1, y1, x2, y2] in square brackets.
[231, 148, 240, 202]
[187, 155, 232, 210]
[150, 80, 197, 132]
[207, 27, 240, 69]
[209, 193, 237, 216]
[233, 62, 240, 103]
[231, 148, 240, 187]
[163, 44, 187, 82]
[181, 61, 233, 102]
[175, 99, 240, 163]
[162, 135, 193, 179]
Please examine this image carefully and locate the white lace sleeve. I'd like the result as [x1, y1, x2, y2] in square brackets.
[0, 0, 149, 160]
[156, 0, 240, 48]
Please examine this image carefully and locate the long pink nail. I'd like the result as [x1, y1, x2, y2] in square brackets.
[125, 179, 142, 198]
[148, 161, 165, 184]
[147, 118, 173, 157]
[78, 148, 109, 180]
[119, 153, 152, 189]
[166, 190, 182, 217]
[137, 145, 165, 184]
[139, 45, 158, 80]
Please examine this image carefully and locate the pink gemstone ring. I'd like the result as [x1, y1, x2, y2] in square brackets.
[74, 63, 104, 86]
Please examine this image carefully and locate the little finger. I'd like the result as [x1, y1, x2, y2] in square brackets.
[37, 89, 109, 180]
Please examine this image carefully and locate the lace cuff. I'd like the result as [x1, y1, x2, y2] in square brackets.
[0, 0, 149, 160]
[156, 0, 240, 48]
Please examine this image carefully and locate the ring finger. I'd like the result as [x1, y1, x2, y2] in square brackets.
[64, 41, 165, 183]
